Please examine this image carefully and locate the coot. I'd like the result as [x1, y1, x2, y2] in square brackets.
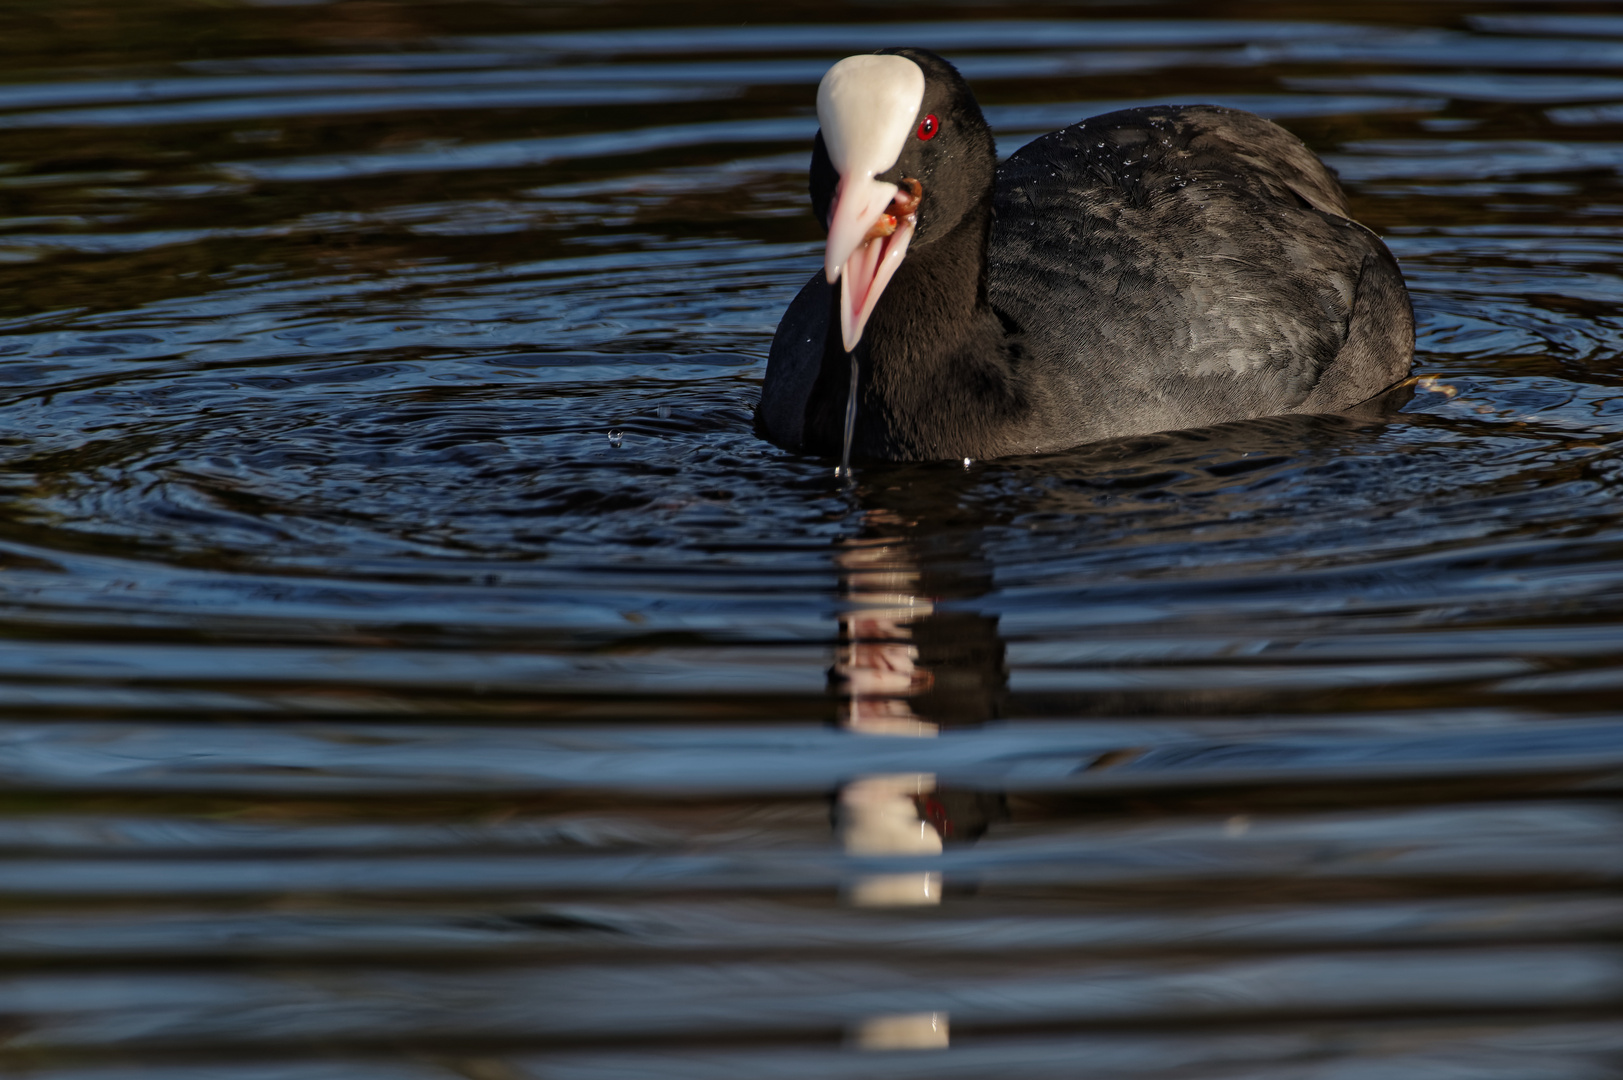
[757, 48, 1414, 464]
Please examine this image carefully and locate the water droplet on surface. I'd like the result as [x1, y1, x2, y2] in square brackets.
[962, 458, 972, 468]
[607, 429, 623, 448]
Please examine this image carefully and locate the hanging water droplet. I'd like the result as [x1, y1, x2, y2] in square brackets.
[962, 457, 972, 468]
[607, 429, 623, 448]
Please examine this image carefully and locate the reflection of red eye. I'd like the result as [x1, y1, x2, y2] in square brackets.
[916, 114, 938, 140]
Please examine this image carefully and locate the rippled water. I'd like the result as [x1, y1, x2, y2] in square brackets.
[3, 2, 1623, 1077]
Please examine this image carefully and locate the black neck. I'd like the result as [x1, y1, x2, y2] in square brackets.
[870, 198, 993, 359]
[802, 200, 1026, 461]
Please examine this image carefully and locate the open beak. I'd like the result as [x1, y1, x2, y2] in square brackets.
[826, 178, 920, 353]
[815, 53, 926, 353]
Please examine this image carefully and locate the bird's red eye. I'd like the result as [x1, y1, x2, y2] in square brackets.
[916, 114, 938, 140]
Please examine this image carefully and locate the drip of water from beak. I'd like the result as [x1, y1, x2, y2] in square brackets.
[837, 349, 858, 480]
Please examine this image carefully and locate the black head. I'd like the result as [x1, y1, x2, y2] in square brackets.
[809, 49, 995, 249]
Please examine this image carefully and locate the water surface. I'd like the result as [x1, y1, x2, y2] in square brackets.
[2, 2, 1623, 1077]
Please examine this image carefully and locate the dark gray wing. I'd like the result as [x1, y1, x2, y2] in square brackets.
[1296, 239, 1414, 414]
[989, 106, 1412, 444]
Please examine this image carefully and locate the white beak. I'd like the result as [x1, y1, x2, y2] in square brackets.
[816, 54, 925, 352]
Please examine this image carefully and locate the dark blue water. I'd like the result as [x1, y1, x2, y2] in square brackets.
[2, 3, 1623, 1077]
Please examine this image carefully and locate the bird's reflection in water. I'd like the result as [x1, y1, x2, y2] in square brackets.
[832, 515, 939, 739]
[831, 497, 1008, 1051]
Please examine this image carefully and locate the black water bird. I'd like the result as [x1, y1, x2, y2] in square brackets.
[757, 49, 1414, 463]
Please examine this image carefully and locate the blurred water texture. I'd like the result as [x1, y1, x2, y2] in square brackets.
[1, 1, 1623, 1077]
